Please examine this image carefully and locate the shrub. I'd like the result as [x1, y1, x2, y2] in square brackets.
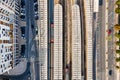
[116, 0, 120, 5]
[115, 8, 120, 14]
[116, 57, 120, 62]
[115, 33, 120, 38]
[116, 66, 120, 69]
[114, 25, 120, 30]
[116, 41, 120, 45]
[116, 50, 120, 54]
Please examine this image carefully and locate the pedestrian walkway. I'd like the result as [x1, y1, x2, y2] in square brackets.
[8, 58, 27, 75]
[105, 0, 108, 80]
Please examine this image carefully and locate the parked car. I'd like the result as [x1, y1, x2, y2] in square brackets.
[20, 8, 25, 15]
[35, 15, 39, 20]
[34, 2, 38, 6]
[34, 8, 38, 12]
[21, 45, 26, 56]
[20, 15, 25, 21]
[35, 11, 38, 15]
[20, 7, 26, 21]
[107, 29, 112, 36]
[21, 27, 25, 39]
[35, 27, 38, 34]
[34, 0, 37, 3]
[109, 70, 112, 76]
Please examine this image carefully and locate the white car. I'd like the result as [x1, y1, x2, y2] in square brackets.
[21, 8, 25, 14]
[35, 11, 38, 15]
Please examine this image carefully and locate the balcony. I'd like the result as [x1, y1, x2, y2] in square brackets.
[0, 21, 9, 26]
[10, 24, 13, 30]
[0, 40, 2, 43]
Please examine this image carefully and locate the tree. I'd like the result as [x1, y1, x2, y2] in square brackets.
[115, 33, 120, 38]
[116, 66, 120, 69]
[116, 57, 120, 62]
[115, 8, 120, 14]
[116, 50, 120, 54]
[116, 0, 120, 5]
[114, 24, 120, 30]
[116, 41, 120, 45]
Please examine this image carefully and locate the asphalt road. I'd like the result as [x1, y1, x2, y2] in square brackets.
[27, 0, 40, 80]
[96, 0, 116, 80]
[25, 0, 40, 80]
[108, 0, 116, 80]
[96, 0, 106, 80]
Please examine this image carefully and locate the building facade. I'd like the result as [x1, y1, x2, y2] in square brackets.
[38, 0, 48, 79]
[84, 0, 93, 80]
[0, 0, 21, 74]
[53, 4, 63, 80]
[72, 4, 81, 80]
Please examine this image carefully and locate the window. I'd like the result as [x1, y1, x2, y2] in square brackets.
[12, 5, 14, 8]
[3, 16, 5, 20]
[1, 65, 2, 68]
[0, 15, 3, 19]
[4, 59, 6, 62]
[8, 18, 9, 21]
[1, 50, 2, 53]
[2, 10, 5, 14]
[3, 64, 5, 67]
[10, 3, 12, 6]
[0, 8, 3, 11]
[6, 48, 7, 52]
[6, 0, 8, 3]
[2, 45, 3, 48]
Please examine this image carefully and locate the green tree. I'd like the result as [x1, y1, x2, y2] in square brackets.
[116, 57, 120, 62]
[115, 33, 120, 38]
[116, 66, 120, 69]
[116, 0, 120, 5]
[116, 50, 120, 54]
[114, 24, 120, 30]
[116, 41, 120, 45]
[115, 8, 120, 14]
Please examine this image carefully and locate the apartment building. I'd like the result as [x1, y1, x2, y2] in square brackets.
[0, 0, 21, 74]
